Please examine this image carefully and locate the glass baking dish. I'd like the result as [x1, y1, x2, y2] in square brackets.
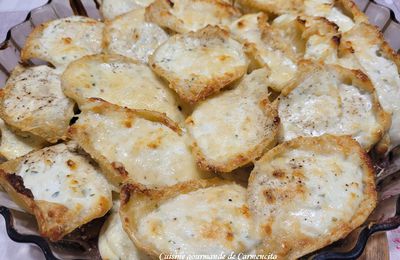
[1, 0, 400, 259]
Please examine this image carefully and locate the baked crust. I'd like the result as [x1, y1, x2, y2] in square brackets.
[119, 178, 256, 257]
[248, 135, 377, 259]
[100, 0, 155, 20]
[149, 25, 248, 103]
[103, 8, 169, 64]
[61, 54, 184, 122]
[21, 16, 103, 69]
[68, 98, 207, 188]
[145, 0, 241, 33]
[277, 60, 391, 151]
[0, 65, 74, 143]
[0, 143, 112, 241]
[186, 69, 280, 172]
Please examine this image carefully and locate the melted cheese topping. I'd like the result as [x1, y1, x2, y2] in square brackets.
[99, 208, 149, 260]
[340, 31, 400, 149]
[187, 69, 277, 171]
[0, 119, 47, 160]
[147, 0, 241, 33]
[230, 15, 297, 92]
[304, 0, 354, 32]
[279, 68, 381, 149]
[304, 35, 338, 63]
[28, 17, 103, 69]
[15, 143, 111, 214]
[150, 26, 248, 102]
[75, 106, 206, 186]
[62, 55, 183, 123]
[1, 66, 74, 142]
[101, 0, 154, 19]
[249, 146, 364, 239]
[137, 184, 260, 254]
[104, 8, 168, 64]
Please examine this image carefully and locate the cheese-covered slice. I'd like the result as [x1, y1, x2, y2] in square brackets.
[145, 0, 241, 33]
[248, 135, 377, 259]
[272, 14, 340, 63]
[62, 54, 183, 123]
[278, 62, 389, 151]
[0, 66, 74, 143]
[149, 26, 248, 103]
[235, 0, 302, 15]
[21, 16, 103, 69]
[120, 179, 260, 257]
[230, 14, 298, 91]
[103, 8, 169, 64]
[187, 69, 279, 172]
[0, 119, 48, 160]
[101, 0, 154, 19]
[303, 0, 367, 32]
[0, 143, 112, 241]
[99, 202, 150, 260]
[339, 23, 400, 151]
[69, 99, 207, 187]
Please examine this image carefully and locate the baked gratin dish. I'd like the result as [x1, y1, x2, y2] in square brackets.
[0, 0, 400, 259]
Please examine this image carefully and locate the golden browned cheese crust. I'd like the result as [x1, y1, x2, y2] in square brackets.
[277, 60, 390, 151]
[145, 0, 241, 34]
[69, 98, 207, 188]
[21, 16, 103, 69]
[186, 69, 280, 172]
[149, 25, 248, 103]
[0, 143, 112, 241]
[236, 0, 303, 15]
[0, 66, 75, 143]
[120, 178, 259, 257]
[248, 135, 377, 259]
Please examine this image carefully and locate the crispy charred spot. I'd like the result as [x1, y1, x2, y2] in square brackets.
[167, 0, 174, 7]
[272, 169, 285, 179]
[237, 20, 245, 28]
[62, 37, 72, 44]
[240, 205, 251, 218]
[263, 224, 272, 235]
[296, 17, 306, 25]
[124, 119, 132, 128]
[354, 70, 369, 82]
[120, 183, 134, 205]
[66, 159, 77, 170]
[5, 173, 34, 199]
[111, 162, 128, 176]
[263, 189, 275, 203]
[273, 116, 280, 125]
[226, 231, 234, 241]
[332, 35, 341, 45]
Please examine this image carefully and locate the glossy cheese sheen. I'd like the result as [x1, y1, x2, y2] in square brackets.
[252, 148, 363, 236]
[0, 66, 74, 142]
[73, 104, 205, 187]
[304, 0, 354, 32]
[101, 0, 154, 19]
[0, 119, 47, 160]
[230, 14, 297, 92]
[23, 17, 103, 69]
[62, 55, 183, 123]
[150, 26, 248, 103]
[104, 8, 169, 64]
[354, 48, 400, 149]
[187, 69, 278, 172]
[136, 184, 260, 254]
[248, 135, 376, 258]
[15, 143, 111, 210]
[279, 68, 381, 150]
[146, 0, 241, 34]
